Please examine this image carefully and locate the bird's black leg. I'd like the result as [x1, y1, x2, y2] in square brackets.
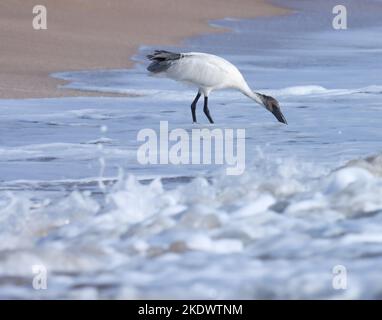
[203, 96, 214, 124]
[191, 92, 201, 123]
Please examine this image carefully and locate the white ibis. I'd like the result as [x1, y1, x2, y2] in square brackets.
[147, 50, 287, 124]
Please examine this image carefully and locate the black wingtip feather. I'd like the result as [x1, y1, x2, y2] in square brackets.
[146, 50, 182, 62]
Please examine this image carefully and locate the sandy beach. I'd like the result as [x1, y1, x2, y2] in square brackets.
[0, 0, 287, 99]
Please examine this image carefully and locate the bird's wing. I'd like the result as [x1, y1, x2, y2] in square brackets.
[147, 50, 182, 73]
[166, 52, 244, 88]
[146, 51, 247, 90]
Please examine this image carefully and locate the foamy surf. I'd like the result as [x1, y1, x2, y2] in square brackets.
[1, 155, 382, 298]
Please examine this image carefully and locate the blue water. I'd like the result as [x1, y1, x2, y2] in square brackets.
[0, 0, 382, 299]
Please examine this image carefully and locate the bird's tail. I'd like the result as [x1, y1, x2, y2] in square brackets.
[146, 50, 182, 73]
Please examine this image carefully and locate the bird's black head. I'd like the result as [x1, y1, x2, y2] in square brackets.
[258, 94, 288, 125]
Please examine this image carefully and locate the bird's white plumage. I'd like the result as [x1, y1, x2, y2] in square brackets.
[164, 52, 251, 96]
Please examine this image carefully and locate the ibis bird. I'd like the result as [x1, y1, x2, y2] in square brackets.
[147, 50, 287, 124]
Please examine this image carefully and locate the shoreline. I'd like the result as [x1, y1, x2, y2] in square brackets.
[0, 0, 289, 99]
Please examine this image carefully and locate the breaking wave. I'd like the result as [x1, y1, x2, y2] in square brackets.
[1, 154, 382, 299]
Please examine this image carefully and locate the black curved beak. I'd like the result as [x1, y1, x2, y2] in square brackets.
[272, 107, 288, 125]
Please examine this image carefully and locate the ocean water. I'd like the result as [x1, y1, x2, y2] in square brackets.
[1, 0, 382, 299]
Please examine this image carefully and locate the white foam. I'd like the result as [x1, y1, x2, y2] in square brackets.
[1, 154, 382, 298]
